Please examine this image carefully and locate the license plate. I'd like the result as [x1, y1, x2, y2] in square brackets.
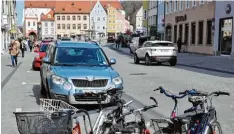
[161, 50, 169, 52]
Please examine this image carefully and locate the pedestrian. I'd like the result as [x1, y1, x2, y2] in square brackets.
[177, 37, 182, 53]
[19, 38, 25, 58]
[8, 40, 19, 66]
[28, 39, 33, 52]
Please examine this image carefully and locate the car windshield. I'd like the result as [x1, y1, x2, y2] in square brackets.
[39, 45, 48, 52]
[151, 43, 173, 47]
[54, 47, 109, 66]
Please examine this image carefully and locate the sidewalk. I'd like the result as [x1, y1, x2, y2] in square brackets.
[109, 44, 234, 77]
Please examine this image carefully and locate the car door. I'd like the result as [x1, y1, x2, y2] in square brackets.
[137, 42, 149, 58]
[41, 45, 53, 83]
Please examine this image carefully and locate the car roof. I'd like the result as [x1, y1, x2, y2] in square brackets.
[146, 40, 173, 43]
[56, 41, 100, 48]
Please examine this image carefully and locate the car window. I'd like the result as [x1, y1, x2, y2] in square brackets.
[40, 45, 48, 52]
[151, 43, 173, 47]
[54, 47, 109, 66]
[139, 38, 147, 47]
[48, 46, 55, 61]
[144, 42, 151, 47]
[45, 45, 51, 56]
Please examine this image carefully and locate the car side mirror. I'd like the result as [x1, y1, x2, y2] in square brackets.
[42, 57, 50, 64]
[110, 58, 116, 65]
[34, 49, 38, 52]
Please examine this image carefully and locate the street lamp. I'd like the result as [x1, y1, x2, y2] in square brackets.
[37, 22, 42, 40]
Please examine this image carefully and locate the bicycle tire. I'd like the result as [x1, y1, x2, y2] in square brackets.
[207, 121, 222, 134]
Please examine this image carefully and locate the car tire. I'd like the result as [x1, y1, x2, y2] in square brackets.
[145, 54, 152, 66]
[169, 58, 177, 66]
[134, 54, 139, 64]
[40, 79, 47, 96]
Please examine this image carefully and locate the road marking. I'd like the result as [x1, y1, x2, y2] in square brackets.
[22, 82, 40, 85]
[1, 62, 22, 90]
[27, 71, 31, 73]
[15, 108, 22, 112]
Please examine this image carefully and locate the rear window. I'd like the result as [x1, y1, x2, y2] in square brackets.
[151, 43, 173, 47]
[40, 45, 48, 52]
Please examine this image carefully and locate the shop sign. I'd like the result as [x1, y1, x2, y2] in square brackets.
[175, 14, 187, 23]
[226, 4, 231, 14]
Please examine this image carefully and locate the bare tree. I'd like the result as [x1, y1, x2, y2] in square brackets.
[120, 1, 142, 30]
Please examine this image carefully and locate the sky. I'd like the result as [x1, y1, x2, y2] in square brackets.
[16, 0, 24, 26]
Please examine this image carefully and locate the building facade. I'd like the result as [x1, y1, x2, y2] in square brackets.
[157, 0, 165, 40]
[41, 9, 56, 39]
[116, 10, 125, 34]
[148, 0, 158, 36]
[142, 0, 149, 35]
[214, 1, 234, 57]
[107, 6, 117, 36]
[165, 1, 215, 55]
[124, 18, 130, 32]
[54, 1, 91, 38]
[136, 6, 143, 29]
[1, 0, 18, 54]
[90, 1, 107, 39]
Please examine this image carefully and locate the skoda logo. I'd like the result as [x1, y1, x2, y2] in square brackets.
[226, 4, 231, 14]
[86, 76, 95, 81]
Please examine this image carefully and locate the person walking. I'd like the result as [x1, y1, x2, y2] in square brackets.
[19, 38, 25, 58]
[177, 37, 182, 53]
[8, 40, 19, 66]
[28, 39, 33, 52]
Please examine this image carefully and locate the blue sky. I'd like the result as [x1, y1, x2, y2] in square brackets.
[16, 0, 24, 26]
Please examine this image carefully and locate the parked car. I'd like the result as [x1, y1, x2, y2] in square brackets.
[134, 40, 177, 66]
[40, 41, 123, 104]
[129, 36, 150, 54]
[107, 36, 115, 43]
[32, 43, 50, 70]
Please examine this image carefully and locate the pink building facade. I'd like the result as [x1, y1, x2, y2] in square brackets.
[124, 19, 130, 32]
[116, 11, 125, 34]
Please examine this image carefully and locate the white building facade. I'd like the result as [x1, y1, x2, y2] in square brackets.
[41, 10, 56, 39]
[136, 6, 143, 29]
[23, 8, 51, 39]
[214, 1, 234, 57]
[90, 1, 107, 39]
[148, 1, 157, 26]
[1, 0, 18, 54]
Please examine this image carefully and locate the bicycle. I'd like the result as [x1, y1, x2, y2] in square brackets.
[101, 97, 158, 134]
[178, 90, 230, 134]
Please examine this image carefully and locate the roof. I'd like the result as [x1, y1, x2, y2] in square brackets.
[56, 41, 100, 49]
[41, 9, 55, 21]
[25, 1, 56, 8]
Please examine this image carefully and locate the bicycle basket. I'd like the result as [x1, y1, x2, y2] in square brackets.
[39, 98, 79, 113]
[14, 111, 71, 134]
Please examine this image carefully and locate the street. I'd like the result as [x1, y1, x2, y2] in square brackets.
[2, 45, 234, 134]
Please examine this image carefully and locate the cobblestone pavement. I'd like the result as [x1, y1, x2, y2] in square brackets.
[1, 45, 234, 134]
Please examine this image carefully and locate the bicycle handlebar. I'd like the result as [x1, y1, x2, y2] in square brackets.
[154, 86, 187, 99]
[179, 90, 230, 97]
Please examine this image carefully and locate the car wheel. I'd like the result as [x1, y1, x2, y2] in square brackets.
[134, 54, 139, 64]
[40, 79, 47, 96]
[169, 58, 177, 66]
[145, 54, 152, 66]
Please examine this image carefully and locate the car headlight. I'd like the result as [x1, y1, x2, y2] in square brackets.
[63, 82, 72, 90]
[35, 54, 39, 59]
[52, 75, 65, 85]
[112, 77, 123, 85]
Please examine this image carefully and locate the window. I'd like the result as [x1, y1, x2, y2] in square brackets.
[186, 1, 190, 8]
[170, 1, 173, 13]
[92, 17, 94, 21]
[62, 24, 65, 29]
[83, 16, 87, 20]
[72, 16, 76, 20]
[33, 21, 35, 26]
[179, 1, 183, 10]
[184, 23, 189, 44]
[174, 1, 178, 12]
[77, 24, 81, 29]
[78, 16, 81, 20]
[103, 17, 105, 20]
[62, 16, 65, 20]
[45, 22, 48, 27]
[200, 0, 204, 4]
[198, 21, 203, 45]
[174, 25, 177, 43]
[83, 24, 87, 29]
[51, 28, 54, 34]
[103, 26, 105, 29]
[28, 21, 30, 26]
[67, 16, 70, 20]
[67, 24, 70, 29]
[192, 1, 196, 6]
[57, 24, 60, 29]
[97, 26, 100, 29]
[144, 10, 147, 19]
[113, 20, 115, 23]
[191, 22, 196, 44]
[109, 20, 111, 23]
[179, 24, 183, 40]
[166, 2, 168, 14]
[73, 24, 76, 29]
[57, 16, 60, 20]
[97, 17, 100, 21]
[206, 20, 212, 45]
[45, 28, 48, 34]
[51, 22, 54, 27]
[48, 15, 51, 18]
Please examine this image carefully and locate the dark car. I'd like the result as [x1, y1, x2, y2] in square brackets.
[107, 36, 115, 43]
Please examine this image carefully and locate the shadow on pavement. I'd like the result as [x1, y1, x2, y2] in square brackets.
[32, 85, 45, 105]
[5, 65, 14, 68]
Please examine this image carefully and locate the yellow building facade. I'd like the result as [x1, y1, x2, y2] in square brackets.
[107, 6, 117, 35]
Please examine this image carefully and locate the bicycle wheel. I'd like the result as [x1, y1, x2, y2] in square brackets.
[207, 121, 222, 134]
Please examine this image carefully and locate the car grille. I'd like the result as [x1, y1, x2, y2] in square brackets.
[71, 79, 108, 87]
[74, 94, 107, 101]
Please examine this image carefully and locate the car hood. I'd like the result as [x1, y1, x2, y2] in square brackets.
[52, 66, 119, 79]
